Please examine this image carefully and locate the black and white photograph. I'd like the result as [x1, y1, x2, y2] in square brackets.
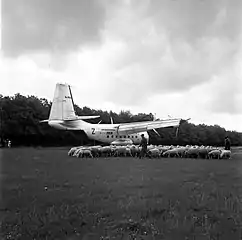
[1, 0, 242, 239]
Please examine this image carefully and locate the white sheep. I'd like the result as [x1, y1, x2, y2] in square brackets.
[162, 149, 179, 158]
[220, 150, 231, 159]
[99, 146, 112, 157]
[76, 149, 93, 158]
[147, 148, 160, 158]
[82, 149, 93, 158]
[113, 146, 132, 157]
[73, 148, 84, 157]
[68, 146, 82, 156]
[208, 149, 221, 159]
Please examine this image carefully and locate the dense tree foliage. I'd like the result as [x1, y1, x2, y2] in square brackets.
[0, 94, 241, 147]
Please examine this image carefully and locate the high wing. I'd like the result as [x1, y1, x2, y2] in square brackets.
[114, 118, 182, 135]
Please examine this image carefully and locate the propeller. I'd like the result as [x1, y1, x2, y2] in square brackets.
[175, 117, 190, 137]
[110, 116, 114, 124]
[153, 113, 156, 121]
[96, 114, 114, 124]
[175, 126, 179, 138]
[152, 128, 161, 137]
[152, 113, 161, 137]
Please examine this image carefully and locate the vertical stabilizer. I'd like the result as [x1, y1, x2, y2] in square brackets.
[49, 83, 77, 120]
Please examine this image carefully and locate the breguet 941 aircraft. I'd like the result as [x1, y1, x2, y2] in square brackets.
[40, 83, 187, 145]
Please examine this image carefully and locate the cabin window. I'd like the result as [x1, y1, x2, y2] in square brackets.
[111, 135, 113, 138]
[116, 135, 118, 138]
[124, 136, 126, 138]
[120, 136, 122, 138]
[128, 136, 130, 138]
[135, 136, 137, 138]
[131, 136, 133, 138]
[107, 135, 109, 138]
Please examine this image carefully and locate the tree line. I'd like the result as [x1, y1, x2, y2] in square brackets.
[0, 93, 241, 147]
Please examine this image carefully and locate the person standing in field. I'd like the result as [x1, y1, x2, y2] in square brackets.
[139, 134, 147, 159]
[224, 136, 231, 150]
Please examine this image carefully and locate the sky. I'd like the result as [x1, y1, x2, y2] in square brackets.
[1, 0, 242, 132]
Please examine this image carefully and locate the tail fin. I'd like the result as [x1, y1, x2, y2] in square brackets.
[46, 83, 100, 121]
[49, 83, 77, 120]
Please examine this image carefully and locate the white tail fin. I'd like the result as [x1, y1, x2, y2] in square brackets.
[46, 83, 100, 121]
[49, 83, 77, 120]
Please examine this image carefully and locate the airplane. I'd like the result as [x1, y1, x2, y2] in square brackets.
[40, 83, 188, 145]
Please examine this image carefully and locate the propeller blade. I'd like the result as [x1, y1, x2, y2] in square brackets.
[98, 120, 102, 124]
[110, 116, 114, 124]
[153, 113, 156, 121]
[175, 127, 179, 138]
[153, 128, 161, 137]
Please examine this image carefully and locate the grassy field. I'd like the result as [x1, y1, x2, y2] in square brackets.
[1, 147, 242, 240]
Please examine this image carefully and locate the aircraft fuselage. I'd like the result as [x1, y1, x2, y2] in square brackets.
[48, 119, 149, 144]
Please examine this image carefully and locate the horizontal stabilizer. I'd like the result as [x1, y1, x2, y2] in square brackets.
[39, 120, 49, 123]
[63, 116, 100, 121]
[40, 115, 100, 123]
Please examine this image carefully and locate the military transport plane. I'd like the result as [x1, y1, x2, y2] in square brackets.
[40, 83, 185, 145]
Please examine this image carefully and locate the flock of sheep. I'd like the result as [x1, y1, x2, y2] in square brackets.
[68, 144, 232, 160]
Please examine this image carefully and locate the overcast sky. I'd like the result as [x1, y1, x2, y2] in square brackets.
[1, 0, 242, 132]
